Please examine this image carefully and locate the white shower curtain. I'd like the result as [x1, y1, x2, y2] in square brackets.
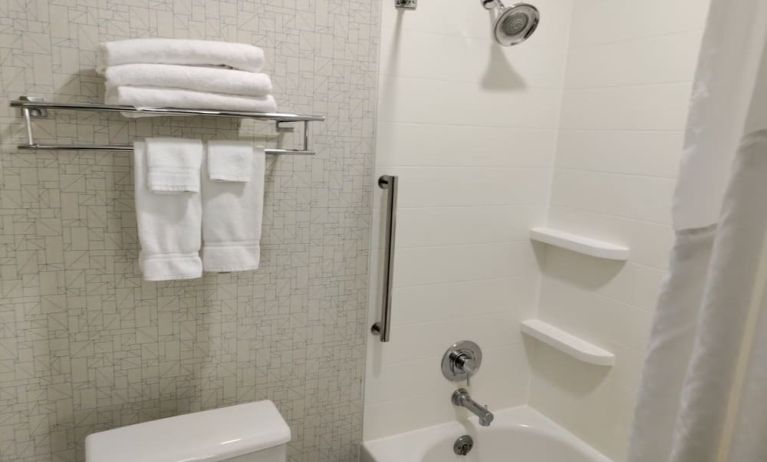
[628, 1, 767, 462]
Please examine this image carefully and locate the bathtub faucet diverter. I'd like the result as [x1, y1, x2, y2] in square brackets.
[452, 388, 494, 426]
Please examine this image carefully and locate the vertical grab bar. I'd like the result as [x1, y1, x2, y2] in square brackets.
[372, 175, 398, 342]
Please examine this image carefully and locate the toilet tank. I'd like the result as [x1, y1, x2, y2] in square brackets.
[85, 400, 291, 462]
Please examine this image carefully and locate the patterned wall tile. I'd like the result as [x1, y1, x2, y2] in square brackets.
[0, 1, 380, 461]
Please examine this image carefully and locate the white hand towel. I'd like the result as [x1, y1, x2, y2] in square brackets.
[202, 146, 265, 272]
[105, 64, 273, 97]
[207, 140, 254, 182]
[133, 141, 203, 281]
[97, 38, 265, 73]
[106, 86, 278, 113]
[145, 137, 204, 192]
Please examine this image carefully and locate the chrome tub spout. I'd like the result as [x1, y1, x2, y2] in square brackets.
[452, 388, 494, 426]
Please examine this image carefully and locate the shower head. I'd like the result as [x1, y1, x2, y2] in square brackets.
[481, 0, 540, 47]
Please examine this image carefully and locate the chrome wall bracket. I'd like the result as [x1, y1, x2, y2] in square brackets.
[442, 340, 482, 383]
[20, 96, 48, 118]
[275, 121, 295, 132]
[395, 0, 417, 10]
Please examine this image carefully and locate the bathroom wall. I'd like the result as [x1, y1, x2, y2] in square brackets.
[528, 0, 711, 459]
[363, 0, 574, 440]
[0, 1, 379, 461]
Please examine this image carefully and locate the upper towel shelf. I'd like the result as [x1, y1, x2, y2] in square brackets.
[10, 96, 325, 155]
[530, 227, 630, 261]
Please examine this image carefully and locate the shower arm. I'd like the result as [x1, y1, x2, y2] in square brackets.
[482, 0, 504, 9]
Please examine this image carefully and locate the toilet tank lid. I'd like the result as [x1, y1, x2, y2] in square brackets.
[85, 400, 291, 462]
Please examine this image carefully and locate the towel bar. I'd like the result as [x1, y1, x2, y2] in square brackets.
[10, 96, 325, 155]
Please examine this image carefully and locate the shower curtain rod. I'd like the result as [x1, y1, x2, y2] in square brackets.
[10, 96, 325, 155]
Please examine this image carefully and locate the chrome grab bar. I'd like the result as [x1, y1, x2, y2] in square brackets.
[371, 175, 398, 342]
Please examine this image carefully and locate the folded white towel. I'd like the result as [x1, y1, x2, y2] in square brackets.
[133, 141, 203, 281]
[145, 137, 204, 192]
[106, 86, 278, 113]
[207, 140, 254, 182]
[105, 64, 273, 97]
[97, 38, 265, 73]
[201, 146, 265, 272]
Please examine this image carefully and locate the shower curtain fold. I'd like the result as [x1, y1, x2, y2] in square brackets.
[628, 1, 767, 461]
[672, 0, 767, 231]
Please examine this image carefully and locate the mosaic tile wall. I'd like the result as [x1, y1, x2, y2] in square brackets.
[0, 1, 380, 461]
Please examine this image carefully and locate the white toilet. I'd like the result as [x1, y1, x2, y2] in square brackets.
[85, 400, 291, 462]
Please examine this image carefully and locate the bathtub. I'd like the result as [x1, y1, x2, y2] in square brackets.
[361, 406, 612, 462]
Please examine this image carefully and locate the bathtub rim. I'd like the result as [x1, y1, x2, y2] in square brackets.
[360, 405, 613, 462]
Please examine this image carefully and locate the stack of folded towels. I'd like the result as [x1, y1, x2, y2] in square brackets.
[97, 38, 277, 113]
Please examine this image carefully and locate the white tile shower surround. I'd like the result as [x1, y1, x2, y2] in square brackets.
[365, 0, 574, 443]
[0, 1, 380, 462]
[366, 1, 712, 462]
[531, 0, 713, 459]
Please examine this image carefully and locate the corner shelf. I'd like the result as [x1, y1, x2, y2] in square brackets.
[521, 319, 615, 366]
[530, 227, 630, 261]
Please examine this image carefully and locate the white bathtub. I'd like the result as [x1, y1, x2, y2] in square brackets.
[361, 406, 612, 462]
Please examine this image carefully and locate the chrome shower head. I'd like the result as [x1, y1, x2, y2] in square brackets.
[481, 0, 540, 47]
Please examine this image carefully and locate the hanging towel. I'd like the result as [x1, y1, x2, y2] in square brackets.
[201, 146, 265, 272]
[97, 38, 265, 73]
[145, 137, 204, 192]
[207, 140, 254, 182]
[133, 141, 203, 281]
[106, 86, 277, 113]
[105, 64, 273, 97]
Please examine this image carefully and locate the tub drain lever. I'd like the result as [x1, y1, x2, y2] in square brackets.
[454, 435, 474, 456]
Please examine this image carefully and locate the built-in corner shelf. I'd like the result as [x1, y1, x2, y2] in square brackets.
[530, 227, 630, 261]
[521, 319, 615, 366]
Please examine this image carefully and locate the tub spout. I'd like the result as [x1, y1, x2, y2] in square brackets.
[452, 388, 494, 426]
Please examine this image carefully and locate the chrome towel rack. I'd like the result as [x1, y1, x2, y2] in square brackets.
[10, 96, 325, 155]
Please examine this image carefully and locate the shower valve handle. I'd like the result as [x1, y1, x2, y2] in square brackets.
[442, 341, 483, 383]
[453, 352, 476, 375]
